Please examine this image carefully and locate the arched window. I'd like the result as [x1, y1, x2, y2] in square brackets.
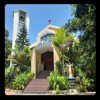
[40, 33, 54, 43]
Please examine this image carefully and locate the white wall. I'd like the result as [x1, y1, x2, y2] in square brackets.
[26, 14, 30, 35]
[12, 10, 19, 50]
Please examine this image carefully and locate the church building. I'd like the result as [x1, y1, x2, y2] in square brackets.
[29, 25, 60, 78]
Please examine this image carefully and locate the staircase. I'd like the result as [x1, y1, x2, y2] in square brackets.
[36, 70, 51, 79]
[68, 78, 76, 89]
[23, 71, 51, 93]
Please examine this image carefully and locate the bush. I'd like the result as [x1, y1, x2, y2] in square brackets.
[11, 72, 34, 90]
[5, 66, 15, 86]
[76, 76, 94, 92]
[26, 72, 34, 82]
[11, 73, 27, 90]
[47, 71, 70, 90]
[55, 61, 63, 75]
[20, 65, 30, 73]
[56, 84, 60, 94]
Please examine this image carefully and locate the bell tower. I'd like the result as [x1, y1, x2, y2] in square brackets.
[12, 9, 30, 51]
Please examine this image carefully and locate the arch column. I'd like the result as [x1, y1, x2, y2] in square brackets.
[53, 45, 60, 70]
[31, 47, 36, 78]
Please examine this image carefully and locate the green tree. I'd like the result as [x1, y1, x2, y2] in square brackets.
[65, 4, 96, 90]
[15, 24, 30, 51]
[51, 27, 67, 48]
[5, 28, 12, 67]
[51, 27, 75, 75]
[6, 46, 31, 72]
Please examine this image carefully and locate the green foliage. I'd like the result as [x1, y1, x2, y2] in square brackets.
[75, 67, 95, 92]
[56, 84, 60, 94]
[47, 71, 70, 90]
[5, 28, 12, 67]
[6, 46, 31, 67]
[55, 61, 63, 75]
[11, 73, 27, 90]
[11, 72, 34, 90]
[76, 77, 94, 92]
[64, 5, 96, 90]
[20, 65, 30, 73]
[26, 72, 34, 82]
[47, 71, 59, 90]
[75, 4, 88, 18]
[75, 76, 81, 84]
[5, 66, 15, 86]
[15, 24, 30, 51]
[50, 27, 75, 75]
[5, 28, 9, 38]
[50, 27, 66, 48]
[75, 66, 86, 78]
[70, 4, 77, 16]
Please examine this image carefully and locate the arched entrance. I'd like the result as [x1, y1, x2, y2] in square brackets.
[41, 51, 54, 71]
[31, 41, 60, 78]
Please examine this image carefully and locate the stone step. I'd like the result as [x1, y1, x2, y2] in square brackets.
[68, 79, 76, 83]
[23, 71, 50, 93]
[25, 86, 48, 88]
[70, 83, 76, 86]
[25, 84, 48, 87]
[69, 86, 76, 89]
[30, 81, 48, 85]
[36, 71, 50, 79]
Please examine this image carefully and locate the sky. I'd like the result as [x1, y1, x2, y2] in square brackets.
[5, 4, 74, 45]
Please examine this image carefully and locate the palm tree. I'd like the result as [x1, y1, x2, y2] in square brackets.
[6, 46, 31, 72]
[50, 27, 75, 75]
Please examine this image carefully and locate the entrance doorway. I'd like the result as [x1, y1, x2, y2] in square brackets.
[41, 51, 54, 70]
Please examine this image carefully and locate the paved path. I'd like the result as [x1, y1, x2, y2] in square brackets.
[5, 91, 96, 95]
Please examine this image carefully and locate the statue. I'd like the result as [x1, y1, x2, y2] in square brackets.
[68, 64, 74, 79]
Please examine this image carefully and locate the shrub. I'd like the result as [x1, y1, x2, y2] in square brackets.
[75, 76, 81, 84]
[11, 72, 34, 90]
[26, 72, 34, 82]
[55, 61, 63, 75]
[47, 71, 70, 90]
[56, 84, 60, 94]
[47, 71, 59, 90]
[5, 66, 15, 86]
[76, 76, 94, 92]
[20, 65, 30, 73]
[11, 73, 27, 90]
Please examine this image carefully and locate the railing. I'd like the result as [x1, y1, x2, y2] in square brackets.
[36, 41, 52, 47]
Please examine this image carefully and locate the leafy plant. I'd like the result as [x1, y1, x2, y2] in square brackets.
[81, 77, 94, 92]
[6, 46, 31, 67]
[75, 67, 95, 92]
[20, 65, 30, 73]
[55, 61, 63, 75]
[5, 66, 15, 86]
[47, 71, 70, 90]
[26, 72, 34, 82]
[11, 73, 27, 90]
[65, 4, 96, 91]
[56, 84, 60, 94]
[5, 28, 12, 68]
[11, 72, 34, 90]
